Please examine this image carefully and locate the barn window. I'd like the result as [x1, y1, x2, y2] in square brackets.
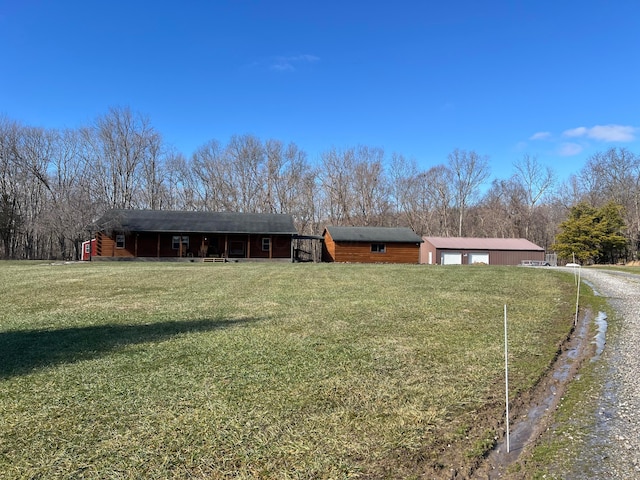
[115, 234, 125, 249]
[262, 237, 271, 251]
[172, 235, 189, 250]
[371, 243, 386, 253]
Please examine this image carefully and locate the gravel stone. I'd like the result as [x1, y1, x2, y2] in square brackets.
[567, 268, 640, 479]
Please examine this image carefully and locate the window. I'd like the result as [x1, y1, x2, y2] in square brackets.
[172, 235, 189, 250]
[229, 241, 245, 256]
[262, 237, 271, 251]
[371, 243, 386, 253]
[116, 234, 125, 249]
[84, 243, 91, 253]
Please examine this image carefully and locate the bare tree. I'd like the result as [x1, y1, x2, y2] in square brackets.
[297, 167, 322, 234]
[138, 130, 168, 210]
[389, 154, 423, 232]
[320, 147, 356, 225]
[473, 178, 525, 238]
[163, 152, 194, 211]
[264, 139, 319, 231]
[513, 154, 554, 238]
[11, 126, 56, 258]
[389, 155, 441, 235]
[265, 139, 305, 214]
[224, 134, 266, 212]
[84, 106, 160, 209]
[423, 164, 454, 236]
[351, 146, 389, 226]
[0, 117, 22, 258]
[190, 139, 229, 211]
[579, 148, 640, 259]
[47, 129, 98, 259]
[448, 149, 490, 236]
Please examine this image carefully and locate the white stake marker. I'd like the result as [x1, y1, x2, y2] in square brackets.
[575, 265, 581, 326]
[504, 304, 510, 453]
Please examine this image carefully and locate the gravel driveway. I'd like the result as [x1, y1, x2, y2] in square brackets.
[567, 268, 640, 478]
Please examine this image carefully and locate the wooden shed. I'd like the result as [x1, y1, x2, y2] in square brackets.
[322, 226, 423, 264]
[420, 237, 545, 265]
[81, 238, 96, 261]
[91, 209, 298, 261]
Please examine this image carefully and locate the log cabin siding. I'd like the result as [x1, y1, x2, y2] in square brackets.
[92, 210, 297, 261]
[323, 228, 421, 264]
[95, 231, 292, 259]
[329, 241, 420, 263]
[96, 232, 134, 258]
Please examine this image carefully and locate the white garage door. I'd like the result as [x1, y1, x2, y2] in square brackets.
[468, 252, 489, 265]
[441, 252, 462, 265]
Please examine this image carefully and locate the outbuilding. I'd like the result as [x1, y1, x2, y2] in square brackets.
[91, 209, 299, 261]
[322, 226, 423, 264]
[81, 238, 96, 261]
[420, 237, 545, 266]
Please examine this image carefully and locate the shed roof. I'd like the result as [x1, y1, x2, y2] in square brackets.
[94, 209, 298, 235]
[325, 226, 423, 243]
[423, 236, 544, 251]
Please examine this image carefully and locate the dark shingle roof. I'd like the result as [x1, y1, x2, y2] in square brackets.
[423, 237, 544, 251]
[95, 209, 298, 235]
[324, 226, 423, 243]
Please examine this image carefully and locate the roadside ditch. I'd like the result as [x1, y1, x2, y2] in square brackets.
[471, 306, 602, 479]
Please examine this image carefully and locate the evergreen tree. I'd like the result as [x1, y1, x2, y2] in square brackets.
[597, 201, 628, 263]
[553, 201, 627, 264]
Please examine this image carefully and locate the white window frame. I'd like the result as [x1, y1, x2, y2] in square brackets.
[262, 237, 271, 252]
[115, 234, 125, 249]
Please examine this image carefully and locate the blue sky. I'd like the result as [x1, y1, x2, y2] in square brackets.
[1, 0, 639, 182]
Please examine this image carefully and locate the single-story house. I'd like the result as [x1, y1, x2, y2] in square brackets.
[420, 237, 545, 265]
[91, 209, 299, 261]
[322, 226, 423, 264]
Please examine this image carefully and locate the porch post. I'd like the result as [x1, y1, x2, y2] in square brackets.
[157, 234, 160, 258]
[247, 234, 251, 259]
[291, 236, 294, 263]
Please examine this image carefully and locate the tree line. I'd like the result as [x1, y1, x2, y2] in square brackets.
[1, 106, 638, 262]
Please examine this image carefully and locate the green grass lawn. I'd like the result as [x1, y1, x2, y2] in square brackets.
[0, 262, 576, 479]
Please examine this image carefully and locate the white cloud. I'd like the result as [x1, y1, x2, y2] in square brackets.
[530, 131, 551, 140]
[562, 124, 637, 142]
[557, 142, 583, 156]
[270, 54, 320, 72]
[563, 127, 588, 138]
[589, 124, 636, 142]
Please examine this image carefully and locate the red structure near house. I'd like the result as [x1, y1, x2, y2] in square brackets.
[81, 238, 96, 261]
[90, 209, 299, 261]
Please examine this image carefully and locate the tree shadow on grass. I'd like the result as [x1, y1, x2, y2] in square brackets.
[0, 317, 257, 379]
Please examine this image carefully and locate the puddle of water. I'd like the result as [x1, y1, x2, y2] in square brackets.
[582, 279, 600, 297]
[591, 311, 607, 362]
